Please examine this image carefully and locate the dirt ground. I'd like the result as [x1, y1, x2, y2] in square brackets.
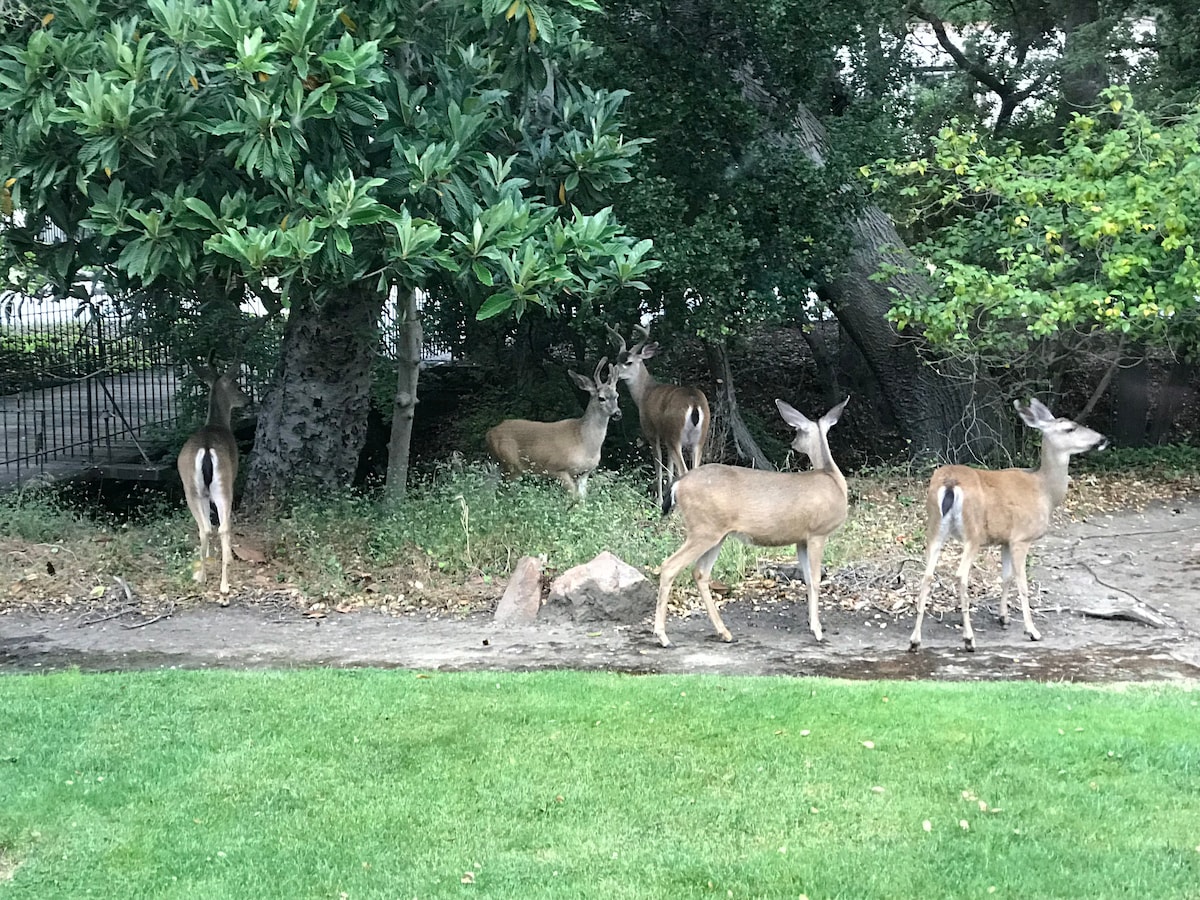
[2, 495, 1198, 682]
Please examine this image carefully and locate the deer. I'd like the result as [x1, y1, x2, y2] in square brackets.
[177, 353, 251, 596]
[606, 323, 711, 507]
[655, 396, 850, 647]
[485, 358, 622, 500]
[909, 398, 1109, 653]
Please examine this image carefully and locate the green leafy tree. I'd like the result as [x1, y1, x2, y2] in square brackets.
[0, 0, 655, 502]
[870, 90, 1200, 406]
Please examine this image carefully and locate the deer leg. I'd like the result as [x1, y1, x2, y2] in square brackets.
[656, 535, 716, 647]
[185, 490, 211, 585]
[999, 545, 1014, 626]
[652, 439, 666, 507]
[957, 539, 980, 652]
[668, 442, 688, 481]
[693, 540, 731, 642]
[802, 537, 829, 642]
[554, 470, 578, 498]
[1010, 542, 1041, 641]
[909, 532, 948, 651]
[211, 489, 235, 597]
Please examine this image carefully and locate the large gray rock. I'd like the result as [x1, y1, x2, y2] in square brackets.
[546, 551, 655, 624]
[494, 555, 545, 625]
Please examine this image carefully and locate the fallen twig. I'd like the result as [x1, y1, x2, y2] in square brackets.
[121, 606, 174, 630]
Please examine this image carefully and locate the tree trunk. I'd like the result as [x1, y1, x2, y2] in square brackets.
[1113, 352, 1150, 447]
[1148, 358, 1196, 445]
[786, 99, 1005, 462]
[243, 282, 384, 509]
[704, 339, 775, 470]
[820, 203, 1006, 462]
[1053, 0, 1108, 136]
[796, 308, 843, 407]
[386, 287, 423, 500]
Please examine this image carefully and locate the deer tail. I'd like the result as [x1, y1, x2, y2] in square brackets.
[662, 479, 680, 518]
[938, 478, 960, 519]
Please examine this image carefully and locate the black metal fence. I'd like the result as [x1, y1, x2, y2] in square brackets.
[1, 300, 182, 488]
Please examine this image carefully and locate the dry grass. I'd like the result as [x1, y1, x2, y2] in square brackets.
[1, 462, 1196, 622]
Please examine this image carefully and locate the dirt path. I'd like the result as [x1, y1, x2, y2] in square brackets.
[2, 498, 1198, 681]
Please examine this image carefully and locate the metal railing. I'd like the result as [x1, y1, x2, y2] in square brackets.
[1, 300, 182, 487]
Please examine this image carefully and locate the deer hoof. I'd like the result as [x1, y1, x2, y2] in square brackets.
[964, 638, 976, 652]
[908, 640, 921, 653]
[1027, 629, 1042, 642]
[718, 630, 733, 643]
[655, 632, 671, 648]
[999, 614, 1010, 627]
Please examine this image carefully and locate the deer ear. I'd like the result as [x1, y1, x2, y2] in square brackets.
[1015, 398, 1053, 429]
[821, 395, 850, 428]
[568, 370, 595, 393]
[638, 341, 661, 359]
[775, 399, 812, 430]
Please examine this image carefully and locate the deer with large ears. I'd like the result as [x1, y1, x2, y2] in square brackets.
[606, 323, 711, 507]
[909, 398, 1108, 652]
[485, 358, 622, 501]
[177, 353, 251, 595]
[655, 396, 850, 647]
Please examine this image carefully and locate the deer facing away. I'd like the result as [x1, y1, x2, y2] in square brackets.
[607, 324, 710, 507]
[655, 396, 849, 647]
[909, 398, 1108, 652]
[485, 359, 622, 500]
[177, 356, 250, 595]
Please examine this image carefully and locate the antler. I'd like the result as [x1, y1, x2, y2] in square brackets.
[604, 324, 627, 354]
[630, 323, 651, 354]
[593, 356, 609, 384]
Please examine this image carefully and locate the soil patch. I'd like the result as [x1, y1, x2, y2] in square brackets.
[2, 498, 1198, 682]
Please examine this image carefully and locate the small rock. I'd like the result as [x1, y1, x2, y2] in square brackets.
[493, 556, 545, 625]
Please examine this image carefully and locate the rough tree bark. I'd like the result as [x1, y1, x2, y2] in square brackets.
[243, 282, 384, 508]
[386, 287, 423, 500]
[704, 339, 775, 470]
[788, 101, 1006, 462]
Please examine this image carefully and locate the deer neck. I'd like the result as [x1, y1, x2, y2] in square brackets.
[579, 398, 612, 446]
[1034, 444, 1072, 509]
[625, 365, 658, 407]
[207, 389, 237, 430]
[808, 439, 848, 498]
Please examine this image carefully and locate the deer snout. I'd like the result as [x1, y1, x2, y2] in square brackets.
[610, 408, 623, 421]
[1095, 436, 1110, 451]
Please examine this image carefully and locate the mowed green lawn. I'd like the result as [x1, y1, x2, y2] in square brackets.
[1, 670, 1198, 899]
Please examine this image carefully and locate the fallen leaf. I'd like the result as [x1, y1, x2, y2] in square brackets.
[233, 543, 267, 564]
[461, 872, 475, 884]
[922, 820, 932, 832]
[862, 740, 875, 749]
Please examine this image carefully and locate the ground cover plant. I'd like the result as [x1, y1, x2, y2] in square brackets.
[1, 670, 1198, 898]
[1, 450, 1197, 619]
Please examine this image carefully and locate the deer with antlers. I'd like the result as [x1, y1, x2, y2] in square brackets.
[655, 396, 849, 647]
[606, 323, 711, 506]
[485, 359, 622, 500]
[177, 354, 251, 596]
[909, 398, 1108, 652]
